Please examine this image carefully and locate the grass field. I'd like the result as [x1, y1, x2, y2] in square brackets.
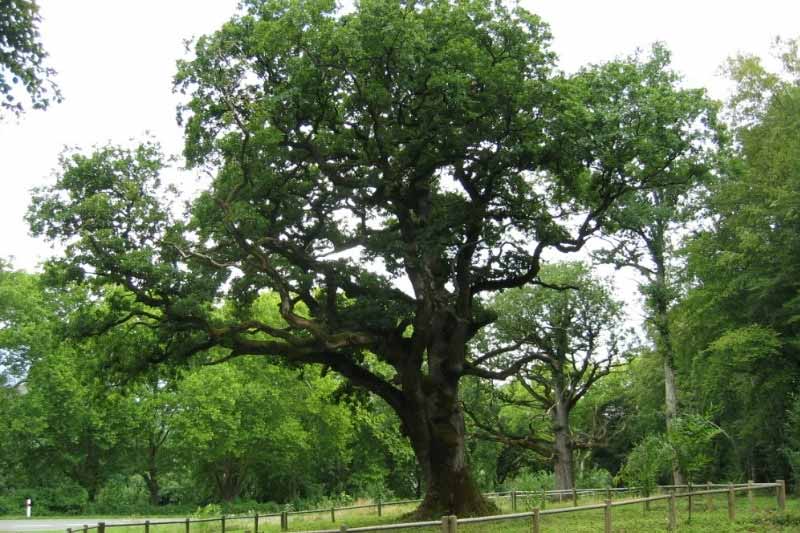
[81, 491, 799, 533]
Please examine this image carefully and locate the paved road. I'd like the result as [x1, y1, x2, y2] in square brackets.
[0, 518, 172, 532]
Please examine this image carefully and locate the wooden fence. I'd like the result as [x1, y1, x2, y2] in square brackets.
[65, 480, 787, 533]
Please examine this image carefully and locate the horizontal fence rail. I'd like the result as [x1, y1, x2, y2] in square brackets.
[66, 480, 787, 533]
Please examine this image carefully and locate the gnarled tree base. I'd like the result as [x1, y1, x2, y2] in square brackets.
[405, 471, 499, 519]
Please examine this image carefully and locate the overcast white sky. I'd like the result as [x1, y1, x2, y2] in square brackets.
[1, 0, 798, 274]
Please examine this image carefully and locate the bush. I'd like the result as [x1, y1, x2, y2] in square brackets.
[618, 434, 672, 494]
[576, 468, 613, 489]
[504, 470, 554, 492]
[0, 484, 88, 516]
[0, 493, 18, 515]
[93, 475, 149, 513]
[784, 394, 800, 492]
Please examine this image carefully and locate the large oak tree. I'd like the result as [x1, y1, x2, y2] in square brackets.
[28, 0, 715, 517]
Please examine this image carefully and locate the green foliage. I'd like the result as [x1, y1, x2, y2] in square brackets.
[0, 262, 414, 513]
[723, 36, 800, 127]
[348, 396, 418, 499]
[668, 414, 723, 482]
[618, 434, 672, 494]
[504, 471, 553, 492]
[675, 38, 800, 482]
[488, 262, 627, 355]
[575, 468, 613, 489]
[192, 503, 223, 518]
[170, 358, 358, 503]
[0, 484, 88, 515]
[0, 0, 61, 117]
[618, 415, 721, 490]
[784, 395, 800, 489]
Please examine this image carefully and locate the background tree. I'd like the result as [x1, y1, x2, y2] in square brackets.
[0, 266, 132, 503]
[121, 376, 179, 506]
[0, 264, 413, 510]
[468, 262, 627, 490]
[27, 0, 716, 516]
[592, 45, 721, 484]
[347, 394, 419, 499]
[0, 0, 60, 117]
[675, 37, 800, 482]
[571, 350, 666, 477]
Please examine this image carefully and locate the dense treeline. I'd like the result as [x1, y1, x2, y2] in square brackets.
[0, 276, 419, 513]
[1, 0, 799, 519]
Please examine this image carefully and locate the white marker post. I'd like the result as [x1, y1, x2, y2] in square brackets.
[25, 498, 31, 518]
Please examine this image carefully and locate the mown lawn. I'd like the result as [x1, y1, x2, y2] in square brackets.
[84, 493, 799, 533]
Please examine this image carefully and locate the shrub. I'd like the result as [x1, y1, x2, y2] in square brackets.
[576, 468, 613, 489]
[504, 470, 554, 492]
[619, 434, 672, 495]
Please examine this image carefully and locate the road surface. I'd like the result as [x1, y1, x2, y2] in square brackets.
[0, 518, 173, 532]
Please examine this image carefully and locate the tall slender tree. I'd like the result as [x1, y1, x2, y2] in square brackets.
[593, 46, 721, 483]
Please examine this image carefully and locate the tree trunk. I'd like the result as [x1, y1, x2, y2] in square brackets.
[652, 243, 685, 487]
[663, 354, 685, 486]
[143, 469, 161, 506]
[143, 473, 161, 506]
[143, 441, 161, 505]
[213, 463, 243, 502]
[398, 342, 495, 518]
[552, 416, 574, 490]
[402, 400, 494, 517]
[77, 433, 102, 502]
[551, 385, 574, 491]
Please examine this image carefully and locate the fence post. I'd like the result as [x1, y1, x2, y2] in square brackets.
[572, 487, 578, 507]
[145, 519, 150, 533]
[339, 526, 348, 532]
[747, 480, 754, 512]
[541, 488, 546, 509]
[532, 507, 540, 533]
[185, 517, 190, 533]
[221, 515, 226, 533]
[331, 506, 336, 522]
[604, 499, 612, 533]
[668, 494, 676, 531]
[706, 481, 713, 511]
[512, 490, 517, 512]
[280, 511, 287, 531]
[448, 515, 458, 533]
[98, 523, 106, 533]
[83, 525, 88, 533]
[727, 484, 735, 521]
[378, 497, 382, 517]
[606, 486, 611, 501]
[440, 515, 448, 533]
[254, 513, 259, 533]
[777, 479, 786, 512]
[687, 482, 693, 523]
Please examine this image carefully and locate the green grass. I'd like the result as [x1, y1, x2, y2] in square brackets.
[80, 493, 799, 533]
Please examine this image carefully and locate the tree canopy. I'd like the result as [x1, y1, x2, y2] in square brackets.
[468, 262, 627, 490]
